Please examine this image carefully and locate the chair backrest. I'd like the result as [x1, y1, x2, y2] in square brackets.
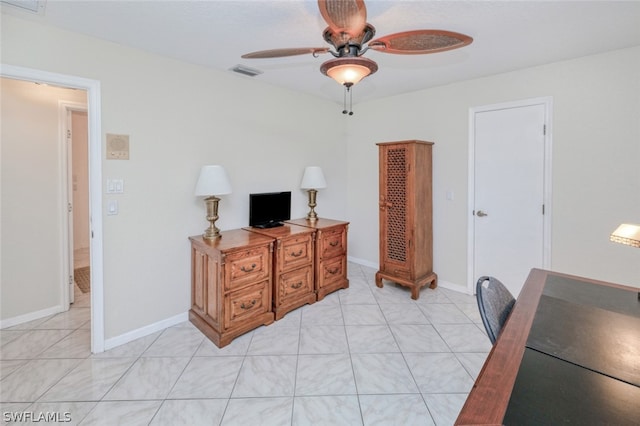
[476, 276, 516, 344]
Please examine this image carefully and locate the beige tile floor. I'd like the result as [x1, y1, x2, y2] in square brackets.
[0, 263, 490, 425]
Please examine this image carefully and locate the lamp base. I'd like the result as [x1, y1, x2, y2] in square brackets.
[306, 189, 318, 222]
[203, 196, 222, 240]
[203, 226, 221, 240]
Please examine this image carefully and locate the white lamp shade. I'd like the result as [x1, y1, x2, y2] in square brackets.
[300, 166, 327, 190]
[610, 223, 640, 248]
[194, 165, 232, 196]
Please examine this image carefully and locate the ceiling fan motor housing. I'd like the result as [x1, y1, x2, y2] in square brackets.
[322, 24, 376, 56]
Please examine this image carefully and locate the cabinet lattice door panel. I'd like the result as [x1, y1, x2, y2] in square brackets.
[376, 140, 437, 300]
[385, 146, 409, 263]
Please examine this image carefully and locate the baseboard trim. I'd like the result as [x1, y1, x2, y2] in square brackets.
[437, 279, 472, 295]
[347, 256, 377, 269]
[0, 305, 65, 329]
[348, 257, 470, 295]
[103, 311, 189, 351]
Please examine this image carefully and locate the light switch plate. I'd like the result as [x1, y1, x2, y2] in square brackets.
[107, 200, 118, 215]
[106, 179, 124, 194]
[106, 134, 130, 160]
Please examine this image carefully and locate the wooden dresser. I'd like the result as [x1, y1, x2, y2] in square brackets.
[375, 140, 437, 299]
[189, 230, 274, 347]
[287, 218, 349, 301]
[244, 224, 316, 320]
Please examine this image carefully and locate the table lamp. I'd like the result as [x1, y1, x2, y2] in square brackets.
[610, 223, 640, 299]
[300, 166, 327, 222]
[195, 165, 232, 239]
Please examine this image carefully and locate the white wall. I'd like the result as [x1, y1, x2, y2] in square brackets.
[1, 15, 347, 338]
[1, 78, 87, 320]
[347, 46, 640, 291]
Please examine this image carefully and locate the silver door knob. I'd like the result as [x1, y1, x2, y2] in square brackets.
[476, 210, 488, 217]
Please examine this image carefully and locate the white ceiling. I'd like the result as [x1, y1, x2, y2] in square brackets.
[4, 1, 640, 105]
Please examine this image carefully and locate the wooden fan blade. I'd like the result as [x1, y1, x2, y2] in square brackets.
[318, 0, 367, 38]
[369, 30, 473, 55]
[241, 47, 330, 59]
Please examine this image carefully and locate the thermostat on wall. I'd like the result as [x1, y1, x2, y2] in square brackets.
[106, 134, 130, 160]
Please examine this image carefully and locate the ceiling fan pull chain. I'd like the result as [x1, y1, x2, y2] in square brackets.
[342, 82, 354, 115]
[349, 85, 354, 115]
[342, 84, 348, 114]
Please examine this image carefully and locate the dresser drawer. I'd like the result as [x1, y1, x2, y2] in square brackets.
[224, 280, 271, 329]
[318, 255, 347, 289]
[224, 245, 271, 290]
[319, 227, 347, 258]
[276, 264, 314, 303]
[279, 235, 313, 271]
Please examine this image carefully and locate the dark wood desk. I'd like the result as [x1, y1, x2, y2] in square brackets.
[456, 268, 640, 425]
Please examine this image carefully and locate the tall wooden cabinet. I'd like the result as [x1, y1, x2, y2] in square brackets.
[189, 230, 274, 348]
[375, 140, 437, 300]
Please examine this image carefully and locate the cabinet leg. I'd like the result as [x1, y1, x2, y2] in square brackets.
[429, 276, 438, 289]
[375, 272, 384, 288]
[411, 286, 420, 300]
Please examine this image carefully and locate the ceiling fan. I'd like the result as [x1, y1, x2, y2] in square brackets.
[242, 0, 473, 114]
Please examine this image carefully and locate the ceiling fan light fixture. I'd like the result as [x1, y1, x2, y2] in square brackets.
[320, 56, 378, 86]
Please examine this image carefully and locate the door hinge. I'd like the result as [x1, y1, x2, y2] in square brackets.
[542, 204, 545, 215]
[69, 275, 73, 285]
[67, 129, 72, 139]
[543, 124, 546, 136]
[68, 202, 73, 213]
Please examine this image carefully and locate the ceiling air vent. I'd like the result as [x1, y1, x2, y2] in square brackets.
[230, 65, 263, 78]
[1, 0, 46, 15]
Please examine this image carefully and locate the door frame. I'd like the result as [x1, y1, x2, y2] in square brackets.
[60, 101, 88, 307]
[467, 97, 553, 294]
[2, 64, 105, 353]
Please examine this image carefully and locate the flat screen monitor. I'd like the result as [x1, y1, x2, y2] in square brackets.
[249, 191, 291, 228]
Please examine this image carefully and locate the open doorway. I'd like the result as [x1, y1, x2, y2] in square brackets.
[1, 65, 105, 353]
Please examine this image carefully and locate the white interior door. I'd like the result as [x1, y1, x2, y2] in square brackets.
[470, 99, 551, 297]
[66, 110, 75, 304]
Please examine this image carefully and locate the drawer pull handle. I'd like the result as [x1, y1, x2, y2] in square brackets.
[329, 241, 339, 247]
[241, 263, 257, 273]
[291, 281, 303, 289]
[240, 299, 257, 310]
[328, 267, 340, 275]
[290, 249, 303, 257]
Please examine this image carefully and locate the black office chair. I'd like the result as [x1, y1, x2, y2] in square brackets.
[476, 276, 515, 344]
